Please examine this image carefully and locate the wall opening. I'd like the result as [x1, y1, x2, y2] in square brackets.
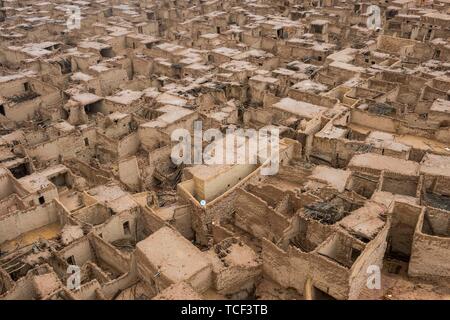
[23, 82, 31, 92]
[50, 173, 69, 189]
[350, 247, 362, 263]
[100, 48, 114, 58]
[311, 286, 336, 300]
[84, 101, 102, 115]
[381, 175, 418, 197]
[123, 221, 131, 235]
[388, 203, 421, 262]
[277, 28, 284, 38]
[311, 24, 323, 34]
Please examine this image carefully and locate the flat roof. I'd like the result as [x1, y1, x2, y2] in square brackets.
[106, 90, 143, 105]
[272, 97, 326, 119]
[329, 61, 365, 73]
[78, 41, 111, 51]
[219, 60, 259, 72]
[18, 165, 68, 193]
[339, 201, 386, 240]
[141, 105, 194, 128]
[156, 92, 187, 107]
[430, 99, 450, 114]
[310, 166, 351, 192]
[291, 80, 328, 93]
[348, 153, 420, 176]
[420, 154, 450, 178]
[249, 74, 279, 84]
[72, 93, 103, 105]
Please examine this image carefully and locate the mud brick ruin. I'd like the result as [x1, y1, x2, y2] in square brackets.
[0, 0, 449, 300]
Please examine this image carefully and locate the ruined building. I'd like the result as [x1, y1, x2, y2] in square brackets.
[0, 0, 449, 300]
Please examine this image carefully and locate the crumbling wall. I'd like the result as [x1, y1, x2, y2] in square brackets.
[287, 246, 310, 293]
[74, 203, 110, 226]
[133, 194, 166, 235]
[91, 235, 130, 274]
[208, 239, 262, 296]
[132, 56, 153, 77]
[316, 233, 357, 268]
[377, 35, 418, 55]
[389, 201, 422, 259]
[95, 209, 137, 243]
[307, 248, 350, 300]
[234, 188, 290, 242]
[0, 77, 29, 97]
[64, 159, 110, 185]
[0, 268, 13, 296]
[0, 271, 35, 300]
[409, 229, 450, 279]
[194, 164, 256, 202]
[312, 135, 337, 164]
[138, 126, 166, 151]
[409, 209, 450, 278]
[346, 171, 379, 198]
[59, 236, 94, 267]
[212, 224, 235, 244]
[292, 216, 334, 252]
[380, 172, 419, 197]
[101, 257, 138, 299]
[348, 221, 390, 299]
[246, 184, 286, 208]
[27, 133, 94, 166]
[0, 174, 15, 200]
[350, 109, 397, 133]
[30, 79, 62, 108]
[118, 156, 141, 191]
[71, 280, 104, 300]
[98, 69, 128, 96]
[172, 205, 194, 240]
